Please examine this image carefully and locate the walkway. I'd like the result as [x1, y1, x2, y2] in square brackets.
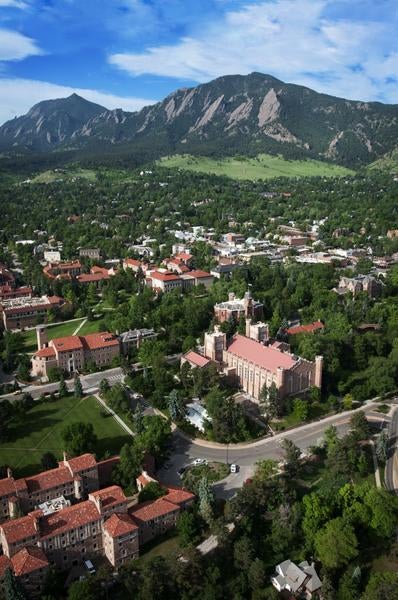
[72, 318, 87, 335]
[94, 393, 135, 438]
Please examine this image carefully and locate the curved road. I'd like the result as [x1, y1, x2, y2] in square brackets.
[385, 408, 398, 494]
[158, 401, 391, 499]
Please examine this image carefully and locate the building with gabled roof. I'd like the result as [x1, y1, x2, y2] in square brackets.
[31, 330, 120, 378]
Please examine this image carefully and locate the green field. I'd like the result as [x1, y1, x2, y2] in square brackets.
[78, 317, 106, 336]
[22, 319, 86, 353]
[158, 153, 355, 181]
[0, 395, 130, 477]
[29, 168, 97, 184]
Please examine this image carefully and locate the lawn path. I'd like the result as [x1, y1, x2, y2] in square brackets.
[72, 318, 87, 336]
[13, 397, 86, 469]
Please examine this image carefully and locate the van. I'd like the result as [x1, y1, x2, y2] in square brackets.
[84, 560, 96, 575]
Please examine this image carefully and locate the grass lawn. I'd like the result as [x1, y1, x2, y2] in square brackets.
[136, 531, 181, 565]
[22, 319, 85, 353]
[0, 395, 130, 477]
[158, 153, 355, 181]
[30, 168, 97, 184]
[375, 404, 390, 414]
[272, 402, 331, 431]
[78, 317, 106, 336]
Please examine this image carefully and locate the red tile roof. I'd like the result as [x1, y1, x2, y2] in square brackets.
[34, 346, 56, 358]
[128, 498, 179, 523]
[0, 514, 38, 545]
[124, 258, 142, 268]
[163, 487, 195, 506]
[11, 546, 49, 576]
[286, 321, 324, 335]
[175, 253, 192, 261]
[0, 477, 27, 497]
[150, 271, 182, 282]
[40, 500, 100, 539]
[0, 555, 11, 577]
[77, 273, 109, 283]
[183, 350, 211, 368]
[90, 266, 109, 275]
[89, 485, 126, 509]
[25, 466, 72, 493]
[103, 513, 138, 538]
[51, 335, 83, 352]
[65, 453, 97, 474]
[184, 270, 212, 278]
[227, 334, 296, 373]
[82, 332, 119, 350]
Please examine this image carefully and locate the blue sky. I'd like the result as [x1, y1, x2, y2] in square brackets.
[0, 0, 398, 124]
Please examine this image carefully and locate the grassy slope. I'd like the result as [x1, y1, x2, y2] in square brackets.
[29, 168, 97, 184]
[368, 147, 398, 173]
[0, 395, 130, 477]
[158, 153, 355, 181]
[22, 319, 86, 353]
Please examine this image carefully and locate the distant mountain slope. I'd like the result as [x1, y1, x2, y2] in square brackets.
[1, 72, 398, 167]
[0, 94, 106, 151]
[368, 147, 398, 173]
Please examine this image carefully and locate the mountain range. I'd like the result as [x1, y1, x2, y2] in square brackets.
[1, 72, 398, 168]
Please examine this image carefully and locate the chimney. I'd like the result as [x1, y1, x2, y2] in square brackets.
[7, 467, 12, 479]
[315, 355, 323, 389]
[36, 325, 48, 350]
[63, 451, 68, 463]
[228, 292, 235, 302]
[245, 318, 252, 338]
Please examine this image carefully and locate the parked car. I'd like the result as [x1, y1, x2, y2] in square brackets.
[177, 467, 186, 477]
[193, 458, 207, 466]
[84, 560, 96, 575]
[230, 464, 239, 473]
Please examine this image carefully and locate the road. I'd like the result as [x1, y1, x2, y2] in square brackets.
[158, 403, 389, 499]
[0, 367, 124, 401]
[385, 407, 398, 494]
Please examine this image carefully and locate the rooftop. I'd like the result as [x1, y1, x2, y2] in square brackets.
[183, 350, 211, 368]
[0, 514, 38, 545]
[40, 500, 100, 539]
[89, 485, 126, 510]
[286, 320, 324, 335]
[66, 453, 97, 474]
[128, 497, 179, 523]
[103, 513, 138, 538]
[227, 334, 296, 373]
[11, 546, 49, 576]
[25, 466, 72, 494]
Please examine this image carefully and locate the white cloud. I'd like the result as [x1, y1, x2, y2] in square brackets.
[0, 78, 155, 125]
[0, 27, 41, 61]
[0, 0, 28, 7]
[108, 0, 398, 102]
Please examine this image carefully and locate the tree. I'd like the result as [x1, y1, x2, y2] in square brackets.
[4, 567, 26, 600]
[248, 558, 267, 591]
[59, 374, 67, 397]
[349, 411, 370, 440]
[167, 389, 185, 422]
[177, 510, 199, 547]
[324, 425, 339, 454]
[281, 438, 301, 477]
[376, 430, 388, 463]
[292, 398, 309, 422]
[361, 572, 398, 600]
[99, 378, 110, 397]
[337, 566, 361, 600]
[133, 403, 145, 434]
[198, 476, 214, 523]
[73, 374, 83, 399]
[61, 422, 97, 456]
[113, 442, 144, 491]
[268, 382, 280, 417]
[302, 493, 333, 551]
[67, 577, 98, 600]
[314, 517, 358, 569]
[138, 481, 166, 502]
[343, 394, 353, 410]
[41, 452, 58, 470]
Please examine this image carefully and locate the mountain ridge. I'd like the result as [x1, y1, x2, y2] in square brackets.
[1, 72, 398, 167]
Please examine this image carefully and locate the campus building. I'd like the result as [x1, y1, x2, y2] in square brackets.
[214, 291, 263, 323]
[0, 457, 194, 597]
[203, 324, 322, 402]
[31, 330, 120, 378]
[1, 295, 64, 330]
[43, 261, 82, 281]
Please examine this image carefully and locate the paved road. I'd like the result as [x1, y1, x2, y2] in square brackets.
[158, 403, 389, 499]
[0, 367, 124, 401]
[385, 408, 398, 494]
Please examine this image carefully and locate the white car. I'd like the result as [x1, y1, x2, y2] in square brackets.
[230, 464, 239, 473]
[193, 458, 207, 466]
